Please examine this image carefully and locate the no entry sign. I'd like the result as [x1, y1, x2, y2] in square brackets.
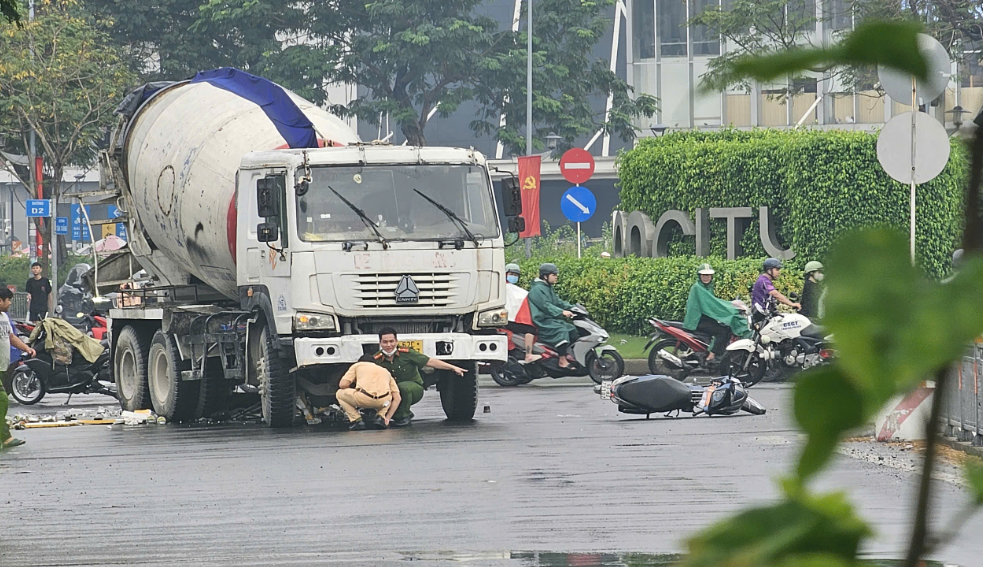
[559, 148, 595, 185]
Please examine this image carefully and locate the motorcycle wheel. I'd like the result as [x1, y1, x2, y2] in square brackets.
[587, 350, 624, 384]
[647, 339, 688, 381]
[10, 367, 45, 405]
[489, 359, 523, 387]
[721, 350, 767, 387]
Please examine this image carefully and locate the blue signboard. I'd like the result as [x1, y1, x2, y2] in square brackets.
[55, 217, 69, 235]
[26, 199, 51, 218]
[108, 205, 128, 241]
[71, 204, 92, 242]
[560, 186, 596, 223]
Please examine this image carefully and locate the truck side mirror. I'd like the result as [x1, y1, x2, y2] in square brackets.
[257, 177, 280, 218]
[502, 177, 522, 217]
[508, 216, 526, 234]
[257, 221, 280, 243]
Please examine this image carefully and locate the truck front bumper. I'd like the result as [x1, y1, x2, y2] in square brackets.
[293, 333, 508, 368]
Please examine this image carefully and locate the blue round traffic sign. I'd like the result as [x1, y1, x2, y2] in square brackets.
[560, 186, 596, 223]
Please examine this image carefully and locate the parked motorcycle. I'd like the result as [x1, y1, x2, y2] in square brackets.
[489, 305, 625, 386]
[8, 321, 114, 405]
[597, 374, 766, 418]
[644, 300, 751, 381]
[721, 306, 835, 386]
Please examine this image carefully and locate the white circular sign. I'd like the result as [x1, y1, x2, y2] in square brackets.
[876, 111, 951, 185]
[877, 33, 951, 104]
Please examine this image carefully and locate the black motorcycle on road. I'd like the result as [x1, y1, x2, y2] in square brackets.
[596, 374, 766, 418]
[8, 322, 114, 406]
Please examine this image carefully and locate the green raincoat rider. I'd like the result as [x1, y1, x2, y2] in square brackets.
[682, 263, 750, 363]
[527, 263, 578, 368]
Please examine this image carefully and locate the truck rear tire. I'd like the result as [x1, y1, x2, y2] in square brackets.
[148, 331, 200, 422]
[196, 357, 229, 419]
[439, 364, 478, 422]
[256, 325, 295, 428]
[115, 326, 152, 411]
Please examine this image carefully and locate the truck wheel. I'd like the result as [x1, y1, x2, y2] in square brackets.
[148, 331, 199, 422]
[255, 325, 295, 428]
[439, 364, 478, 422]
[196, 357, 230, 419]
[115, 326, 151, 411]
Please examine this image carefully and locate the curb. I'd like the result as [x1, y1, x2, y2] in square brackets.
[938, 436, 983, 460]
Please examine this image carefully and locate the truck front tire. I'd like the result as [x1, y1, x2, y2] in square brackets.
[148, 331, 200, 422]
[115, 326, 151, 411]
[256, 325, 295, 428]
[438, 364, 478, 422]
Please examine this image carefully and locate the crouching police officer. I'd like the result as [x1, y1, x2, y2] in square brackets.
[371, 327, 467, 427]
[336, 359, 402, 431]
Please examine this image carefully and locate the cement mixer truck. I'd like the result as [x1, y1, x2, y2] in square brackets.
[94, 68, 523, 427]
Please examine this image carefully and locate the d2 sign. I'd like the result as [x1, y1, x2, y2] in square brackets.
[612, 207, 794, 260]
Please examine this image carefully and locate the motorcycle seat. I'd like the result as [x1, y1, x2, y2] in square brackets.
[619, 375, 695, 413]
[656, 320, 685, 329]
[800, 324, 826, 340]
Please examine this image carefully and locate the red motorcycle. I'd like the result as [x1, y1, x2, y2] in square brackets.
[644, 301, 750, 381]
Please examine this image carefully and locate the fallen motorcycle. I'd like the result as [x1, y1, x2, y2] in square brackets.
[489, 305, 624, 386]
[596, 374, 766, 418]
[8, 319, 114, 406]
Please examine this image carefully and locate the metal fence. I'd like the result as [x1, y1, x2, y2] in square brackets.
[941, 344, 983, 446]
[10, 292, 28, 322]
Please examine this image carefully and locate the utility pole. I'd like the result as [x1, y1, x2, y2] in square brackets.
[524, 0, 533, 258]
[28, 0, 36, 265]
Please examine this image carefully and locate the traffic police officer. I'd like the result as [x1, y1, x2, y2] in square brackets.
[371, 326, 467, 427]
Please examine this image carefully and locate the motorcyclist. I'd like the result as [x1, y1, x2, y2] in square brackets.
[527, 263, 577, 369]
[752, 258, 801, 316]
[943, 249, 964, 284]
[800, 261, 825, 320]
[504, 263, 537, 362]
[683, 263, 749, 365]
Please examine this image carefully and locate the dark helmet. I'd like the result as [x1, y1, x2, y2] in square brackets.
[763, 258, 783, 271]
[539, 263, 559, 278]
[505, 262, 521, 274]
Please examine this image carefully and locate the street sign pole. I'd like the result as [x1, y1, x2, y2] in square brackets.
[51, 194, 58, 315]
[577, 221, 581, 259]
[910, 76, 917, 265]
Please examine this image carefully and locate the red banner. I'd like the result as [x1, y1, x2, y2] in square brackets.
[517, 155, 541, 238]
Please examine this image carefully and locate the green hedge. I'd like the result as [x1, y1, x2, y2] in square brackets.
[616, 129, 968, 277]
[510, 255, 801, 335]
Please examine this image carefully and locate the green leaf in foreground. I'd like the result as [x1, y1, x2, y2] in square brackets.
[704, 21, 925, 93]
[683, 491, 871, 567]
[793, 366, 865, 483]
[964, 459, 983, 505]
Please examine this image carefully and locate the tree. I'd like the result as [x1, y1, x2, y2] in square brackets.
[305, 0, 655, 150]
[472, 0, 658, 155]
[0, 0, 136, 270]
[1, 0, 18, 23]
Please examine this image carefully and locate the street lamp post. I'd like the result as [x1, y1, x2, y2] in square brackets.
[524, 0, 534, 258]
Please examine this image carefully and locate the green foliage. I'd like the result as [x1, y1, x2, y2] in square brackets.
[616, 128, 968, 277]
[0, 254, 87, 290]
[1, 0, 17, 23]
[506, 254, 800, 335]
[965, 459, 983, 505]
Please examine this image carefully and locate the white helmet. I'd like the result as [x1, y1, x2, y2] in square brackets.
[697, 262, 715, 275]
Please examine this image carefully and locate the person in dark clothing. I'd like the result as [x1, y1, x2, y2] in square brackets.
[800, 261, 825, 320]
[25, 262, 52, 322]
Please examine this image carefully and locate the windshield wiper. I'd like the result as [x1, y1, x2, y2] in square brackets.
[412, 188, 480, 247]
[327, 185, 389, 250]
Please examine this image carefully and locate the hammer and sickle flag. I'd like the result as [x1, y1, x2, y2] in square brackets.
[517, 155, 541, 238]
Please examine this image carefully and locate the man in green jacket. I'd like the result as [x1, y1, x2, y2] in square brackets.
[683, 263, 749, 365]
[527, 263, 578, 369]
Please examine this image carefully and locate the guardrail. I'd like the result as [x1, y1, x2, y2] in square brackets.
[10, 292, 29, 321]
[941, 344, 983, 446]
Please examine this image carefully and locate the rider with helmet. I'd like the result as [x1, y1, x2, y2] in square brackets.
[752, 258, 801, 315]
[527, 263, 578, 369]
[504, 263, 537, 362]
[683, 263, 749, 364]
[800, 261, 825, 319]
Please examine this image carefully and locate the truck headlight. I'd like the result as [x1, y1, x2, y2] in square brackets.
[294, 313, 336, 331]
[477, 308, 509, 327]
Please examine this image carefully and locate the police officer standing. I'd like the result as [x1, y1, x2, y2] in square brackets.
[371, 327, 467, 427]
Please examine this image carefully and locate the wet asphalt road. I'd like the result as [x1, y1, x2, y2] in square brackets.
[2, 380, 982, 567]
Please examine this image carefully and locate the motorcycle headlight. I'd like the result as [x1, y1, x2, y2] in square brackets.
[477, 308, 509, 327]
[293, 313, 336, 332]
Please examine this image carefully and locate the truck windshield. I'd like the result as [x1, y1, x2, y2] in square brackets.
[297, 165, 500, 243]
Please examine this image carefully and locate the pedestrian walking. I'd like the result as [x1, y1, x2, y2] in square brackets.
[0, 287, 36, 451]
[25, 262, 52, 322]
[336, 359, 401, 430]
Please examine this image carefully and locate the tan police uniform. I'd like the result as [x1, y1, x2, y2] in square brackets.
[335, 362, 400, 422]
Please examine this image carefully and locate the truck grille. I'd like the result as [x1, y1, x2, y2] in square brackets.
[352, 273, 459, 308]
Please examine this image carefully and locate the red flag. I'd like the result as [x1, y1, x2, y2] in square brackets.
[517, 155, 541, 238]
